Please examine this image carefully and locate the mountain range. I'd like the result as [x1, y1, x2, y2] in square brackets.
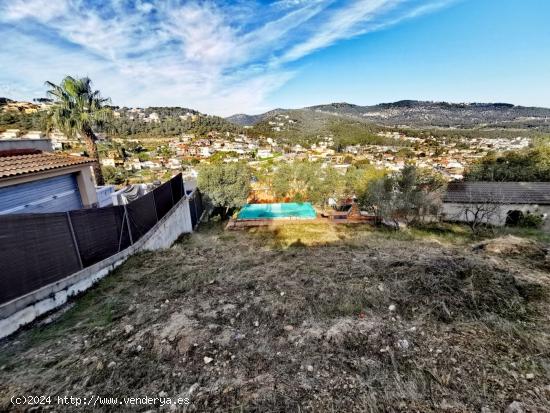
[227, 100, 550, 130]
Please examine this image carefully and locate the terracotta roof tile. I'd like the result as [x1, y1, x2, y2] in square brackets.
[0, 152, 95, 179]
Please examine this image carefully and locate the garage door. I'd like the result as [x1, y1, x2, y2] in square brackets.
[0, 174, 83, 215]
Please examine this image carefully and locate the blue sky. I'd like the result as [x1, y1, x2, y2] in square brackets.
[1, 0, 549, 116]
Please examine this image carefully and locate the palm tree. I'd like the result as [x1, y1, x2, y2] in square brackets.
[45, 76, 112, 185]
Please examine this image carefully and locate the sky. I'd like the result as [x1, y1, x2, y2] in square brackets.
[0, 0, 549, 116]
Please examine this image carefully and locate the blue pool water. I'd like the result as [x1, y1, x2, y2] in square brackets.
[237, 202, 317, 220]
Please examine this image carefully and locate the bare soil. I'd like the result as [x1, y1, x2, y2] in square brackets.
[1, 223, 550, 412]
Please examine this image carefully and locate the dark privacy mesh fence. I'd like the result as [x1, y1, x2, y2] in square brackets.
[0, 213, 82, 305]
[189, 190, 203, 228]
[153, 180, 174, 221]
[69, 206, 131, 267]
[127, 191, 158, 240]
[0, 174, 203, 305]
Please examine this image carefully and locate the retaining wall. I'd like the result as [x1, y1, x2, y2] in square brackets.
[0, 194, 195, 339]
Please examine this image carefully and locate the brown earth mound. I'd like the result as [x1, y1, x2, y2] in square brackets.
[378, 255, 529, 322]
[473, 235, 547, 257]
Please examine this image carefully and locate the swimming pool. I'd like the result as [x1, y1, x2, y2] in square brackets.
[237, 202, 317, 220]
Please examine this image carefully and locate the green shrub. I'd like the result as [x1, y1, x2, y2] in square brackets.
[519, 213, 544, 229]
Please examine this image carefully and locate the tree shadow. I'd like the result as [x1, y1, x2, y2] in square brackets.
[288, 237, 306, 248]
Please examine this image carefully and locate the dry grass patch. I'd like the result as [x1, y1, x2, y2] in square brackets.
[0, 223, 549, 412]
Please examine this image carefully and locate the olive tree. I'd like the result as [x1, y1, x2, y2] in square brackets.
[358, 165, 445, 226]
[271, 161, 346, 206]
[271, 161, 319, 202]
[197, 162, 251, 218]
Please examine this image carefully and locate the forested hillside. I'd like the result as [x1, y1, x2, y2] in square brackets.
[110, 108, 242, 139]
[0, 100, 242, 138]
[229, 100, 550, 131]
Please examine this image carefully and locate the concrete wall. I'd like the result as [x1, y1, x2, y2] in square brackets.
[141, 197, 193, 250]
[0, 139, 53, 152]
[442, 202, 550, 230]
[0, 192, 196, 339]
[183, 178, 197, 193]
[75, 166, 99, 207]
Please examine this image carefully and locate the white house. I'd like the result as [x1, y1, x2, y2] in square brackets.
[168, 158, 182, 169]
[100, 158, 116, 167]
[21, 130, 46, 140]
[144, 112, 160, 123]
[142, 160, 161, 170]
[0, 129, 20, 140]
[199, 147, 212, 158]
[442, 182, 550, 230]
[256, 149, 272, 159]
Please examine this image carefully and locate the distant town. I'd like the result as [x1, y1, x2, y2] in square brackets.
[0, 99, 532, 188]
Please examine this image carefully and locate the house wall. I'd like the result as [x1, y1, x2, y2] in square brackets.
[0, 165, 98, 208]
[74, 166, 99, 207]
[96, 186, 115, 207]
[0, 174, 83, 214]
[0, 139, 53, 152]
[0, 194, 197, 339]
[442, 202, 550, 230]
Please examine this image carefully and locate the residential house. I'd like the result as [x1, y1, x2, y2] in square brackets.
[167, 158, 182, 170]
[144, 112, 160, 123]
[0, 129, 20, 140]
[442, 181, 550, 230]
[48, 130, 79, 149]
[199, 147, 212, 158]
[101, 158, 116, 167]
[0, 140, 99, 214]
[21, 131, 46, 140]
[256, 149, 272, 159]
[142, 160, 162, 170]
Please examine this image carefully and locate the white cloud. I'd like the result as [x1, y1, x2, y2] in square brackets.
[136, 1, 155, 14]
[163, 2, 239, 66]
[282, 0, 397, 62]
[1, 0, 69, 21]
[0, 0, 454, 115]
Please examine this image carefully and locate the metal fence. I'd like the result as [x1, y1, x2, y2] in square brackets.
[0, 174, 202, 305]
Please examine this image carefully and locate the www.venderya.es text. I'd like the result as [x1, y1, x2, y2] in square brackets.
[11, 395, 190, 408]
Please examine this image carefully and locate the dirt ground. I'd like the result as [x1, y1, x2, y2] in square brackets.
[1, 223, 550, 412]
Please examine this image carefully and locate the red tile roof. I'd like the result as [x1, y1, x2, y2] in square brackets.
[0, 149, 42, 157]
[0, 152, 95, 179]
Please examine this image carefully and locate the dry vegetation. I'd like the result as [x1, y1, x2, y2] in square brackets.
[1, 223, 550, 412]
